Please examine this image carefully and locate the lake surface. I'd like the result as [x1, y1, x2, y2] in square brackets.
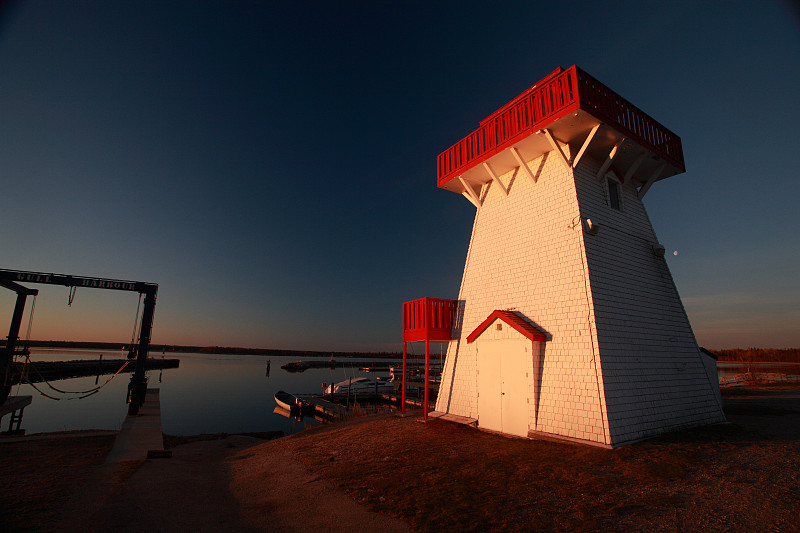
[716, 361, 800, 376]
[7, 352, 799, 436]
[7, 349, 402, 436]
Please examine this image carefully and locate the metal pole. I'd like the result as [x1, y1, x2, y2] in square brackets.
[128, 289, 157, 415]
[401, 341, 407, 413]
[5, 292, 27, 354]
[1, 293, 28, 405]
[424, 338, 430, 420]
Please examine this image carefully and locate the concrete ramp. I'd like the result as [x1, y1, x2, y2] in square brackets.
[106, 388, 165, 463]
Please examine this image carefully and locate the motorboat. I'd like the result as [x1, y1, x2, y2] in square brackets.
[323, 376, 394, 395]
[274, 390, 309, 412]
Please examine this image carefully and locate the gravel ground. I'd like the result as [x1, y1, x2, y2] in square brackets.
[1, 384, 799, 532]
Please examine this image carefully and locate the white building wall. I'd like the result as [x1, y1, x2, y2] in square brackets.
[574, 157, 725, 443]
[436, 142, 725, 446]
[436, 148, 610, 445]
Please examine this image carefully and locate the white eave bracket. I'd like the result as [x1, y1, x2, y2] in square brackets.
[541, 129, 571, 171]
[459, 176, 483, 208]
[637, 162, 667, 199]
[496, 125, 600, 193]
[596, 138, 626, 180]
[621, 151, 648, 184]
[482, 162, 508, 196]
[570, 123, 601, 169]
[540, 124, 601, 172]
[510, 147, 538, 184]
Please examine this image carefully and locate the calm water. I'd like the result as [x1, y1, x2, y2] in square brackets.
[716, 361, 800, 376]
[7, 349, 401, 436]
[8, 353, 798, 436]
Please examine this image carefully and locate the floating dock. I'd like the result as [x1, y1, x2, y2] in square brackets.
[296, 395, 349, 419]
[279, 387, 437, 422]
[281, 359, 441, 373]
[9, 358, 180, 385]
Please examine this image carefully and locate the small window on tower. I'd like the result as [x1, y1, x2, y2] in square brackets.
[607, 178, 621, 211]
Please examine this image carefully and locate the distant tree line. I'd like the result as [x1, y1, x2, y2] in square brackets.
[22, 340, 799, 363]
[16, 340, 401, 359]
[191, 346, 402, 358]
[709, 348, 800, 363]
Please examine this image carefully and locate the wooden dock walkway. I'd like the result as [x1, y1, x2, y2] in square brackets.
[297, 395, 349, 419]
[105, 388, 169, 463]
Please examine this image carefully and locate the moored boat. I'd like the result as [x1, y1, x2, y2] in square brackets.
[323, 376, 394, 395]
[274, 390, 309, 411]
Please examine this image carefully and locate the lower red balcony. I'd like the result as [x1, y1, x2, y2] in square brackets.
[402, 298, 457, 343]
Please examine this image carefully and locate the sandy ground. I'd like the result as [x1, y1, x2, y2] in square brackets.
[2, 384, 800, 532]
[52, 431, 410, 533]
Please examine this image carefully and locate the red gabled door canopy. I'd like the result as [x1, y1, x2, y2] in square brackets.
[467, 310, 546, 343]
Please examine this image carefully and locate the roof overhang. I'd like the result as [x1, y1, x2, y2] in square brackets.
[437, 66, 685, 202]
[467, 310, 547, 343]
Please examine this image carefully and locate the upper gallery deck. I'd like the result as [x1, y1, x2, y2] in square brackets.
[437, 66, 684, 198]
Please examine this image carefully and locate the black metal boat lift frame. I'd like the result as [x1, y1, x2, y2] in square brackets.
[0, 268, 158, 415]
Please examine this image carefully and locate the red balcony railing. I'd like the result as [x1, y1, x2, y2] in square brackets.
[402, 297, 457, 342]
[437, 65, 684, 187]
[574, 68, 684, 171]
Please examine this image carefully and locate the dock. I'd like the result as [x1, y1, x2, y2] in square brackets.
[285, 389, 435, 421]
[281, 359, 398, 372]
[296, 395, 349, 419]
[105, 388, 169, 463]
[9, 358, 180, 385]
[281, 359, 441, 373]
[0, 395, 32, 434]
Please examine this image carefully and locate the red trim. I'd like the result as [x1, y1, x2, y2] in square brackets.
[437, 65, 685, 188]
[401, 297, 457, 418]
[402, 297, 457, 342]
[466, 310, 546, 344]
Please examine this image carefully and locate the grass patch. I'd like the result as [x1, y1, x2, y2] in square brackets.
[281, 387, 800, 532]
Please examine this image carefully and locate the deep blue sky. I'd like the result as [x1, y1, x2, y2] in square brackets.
[1, 1, 798, 350]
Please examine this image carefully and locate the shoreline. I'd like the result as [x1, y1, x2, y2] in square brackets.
[23, 341, 403, 359]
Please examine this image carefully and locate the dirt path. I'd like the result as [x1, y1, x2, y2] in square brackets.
[227, 438, 411, 532]
[2, 385, 799, 532]
[61, 435, 260, 532]
[53, 432, 410, 533]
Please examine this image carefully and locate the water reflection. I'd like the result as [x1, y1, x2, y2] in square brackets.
[16, 351, 792, 436]
[9, 349, 402, 436]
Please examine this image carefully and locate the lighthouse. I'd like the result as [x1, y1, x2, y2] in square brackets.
[403, 66, 724, 447]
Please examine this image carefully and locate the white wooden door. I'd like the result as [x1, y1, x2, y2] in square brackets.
[477, 339, 530, 437]
[477, 341, 503, 432]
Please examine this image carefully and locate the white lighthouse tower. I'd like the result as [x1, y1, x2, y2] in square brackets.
[405, 66, 724, 447]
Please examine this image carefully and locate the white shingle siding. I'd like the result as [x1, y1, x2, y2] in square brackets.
[436, 143, 725, 446]
[575, 157, 724, 443]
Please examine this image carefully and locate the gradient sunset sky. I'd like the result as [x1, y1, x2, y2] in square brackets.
[1, 1, 798, 351]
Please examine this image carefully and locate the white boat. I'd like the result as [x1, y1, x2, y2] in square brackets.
[323, 377, 394, 395]
[274, 390, 309, 411]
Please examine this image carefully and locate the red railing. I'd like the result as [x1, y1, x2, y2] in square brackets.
[402, 297, 457, 342]
[574, 69, 684, 171]
[437, 66, 684, 187]
[437, 67, 578, 186]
